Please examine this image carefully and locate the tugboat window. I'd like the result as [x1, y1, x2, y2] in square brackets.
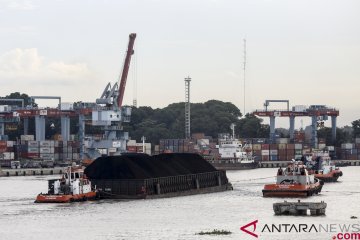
[75, 173, 80, 179]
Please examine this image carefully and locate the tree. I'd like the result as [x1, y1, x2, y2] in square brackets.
[352, 119, 360, 138]
[1, 92, 35, 107]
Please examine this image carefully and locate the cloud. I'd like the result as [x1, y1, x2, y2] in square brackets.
[0, 48, 93, 85]
[0, 0, 36, 11]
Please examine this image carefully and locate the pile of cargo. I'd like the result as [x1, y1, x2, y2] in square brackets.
[85, 153, 217, 179]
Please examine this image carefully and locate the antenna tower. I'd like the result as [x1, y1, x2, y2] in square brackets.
[185, 76, 191, 139]
[243, 38, 246, 116]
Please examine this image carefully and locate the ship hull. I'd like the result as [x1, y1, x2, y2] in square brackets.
[35, 191, 98, 203]
[210, 161, 259, 170]
[314, 170, 343, 182]
[262, 183, 323, 198]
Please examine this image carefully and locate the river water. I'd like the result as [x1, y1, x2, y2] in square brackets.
[0, 167, 359, 240]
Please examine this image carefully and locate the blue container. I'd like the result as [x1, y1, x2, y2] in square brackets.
[270, 155, 278, 161]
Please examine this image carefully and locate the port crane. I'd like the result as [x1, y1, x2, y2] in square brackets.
[86, 33, 137, 159]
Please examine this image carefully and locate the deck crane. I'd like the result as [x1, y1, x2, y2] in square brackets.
[86, 33, 137, 159]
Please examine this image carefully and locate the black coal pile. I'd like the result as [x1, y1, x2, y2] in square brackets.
[84, 153, 217, 179]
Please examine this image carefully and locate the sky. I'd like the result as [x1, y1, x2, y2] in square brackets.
[0, 0, 359, 130]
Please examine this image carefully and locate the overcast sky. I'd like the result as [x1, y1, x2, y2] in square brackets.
[0, 0, 359, 129]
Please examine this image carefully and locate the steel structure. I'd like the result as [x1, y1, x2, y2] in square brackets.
[253, 100, 339, 147]
[184, 76, 191, 139]
[88, 33, 136, 159]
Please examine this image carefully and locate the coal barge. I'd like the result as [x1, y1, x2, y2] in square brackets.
[84, 153, 233, 199]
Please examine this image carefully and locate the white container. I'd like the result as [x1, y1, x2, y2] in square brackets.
[27, 147, 39, 153]
[40, 153, 54, 160]
[292, 105, 307, 112]
[341, 143, 354, 149]
[21, 135, 34, 141]
[327, 146, 335, 151]
[276, 138, 289, 144]
[270, 150, 278, 155]
[6, 141, 14, 147]
[40, 140, 53, 147]
[197, 139, 210, 146]
[40, 147, 54, 154]
[295, 143, 303, 150]
[108, 148, 117, 153]
[60, 102, 74, 111]
[27, 141, 39, 147]
[318, 144, 326, 150]
[3, 152, 12, 160]
[72, 153, 79, 160]
[0, 105, 11, 112]
[127, 140, 136, 146]
[261, 150, 270, 155]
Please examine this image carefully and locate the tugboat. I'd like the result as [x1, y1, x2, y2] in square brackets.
[262, 161, 323, 197]
[303, 152, 343, 182]
[35, 165, 98, 203]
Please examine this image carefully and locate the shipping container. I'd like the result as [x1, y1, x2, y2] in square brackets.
[270, 150, 278, 155]
[261, 144, 269, 150]
[21, 135, 34, 141]
[270, 144, 278, 150]
[261, 155, 269, 161]
[6, 141, 14, 147]
[341, 143, 354, 149]
[39, 147, 55, 154]
[270, 155, 278, 161]
[0, 141, 7, 147]
[295, 144, 303, 150]
[278, 144, 287, 150]
[276, 138, 289, 144]
[40, 153, 55, 160]
[326, 146, 335, 151]
[261, 150, 270, 155]
[253, 150, 262, 156]
[27, 141, 39, 147]
[278, 149, 286, 156]
[27, 147, 39, 153]
[252, 144, 262, 151]
[286, 144, 295, 150]
[252, 138, 267, 144]
[40, 140, 54, 147]
[127, 146, 137, 152]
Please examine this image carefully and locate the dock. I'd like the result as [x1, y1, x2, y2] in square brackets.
[0, 167, 66, 177]
[273, 200, 326, 216]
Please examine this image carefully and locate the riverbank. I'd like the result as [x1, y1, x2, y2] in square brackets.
[1, 160, 359, 177]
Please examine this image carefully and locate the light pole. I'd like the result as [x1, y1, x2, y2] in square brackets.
[141, 136, 146, 153]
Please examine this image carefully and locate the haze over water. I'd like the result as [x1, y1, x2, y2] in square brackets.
[1, 167, 359, 240]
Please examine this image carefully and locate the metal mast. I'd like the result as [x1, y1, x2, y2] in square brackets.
[243, 38, 246, 116]
[185, 76, 191, 139]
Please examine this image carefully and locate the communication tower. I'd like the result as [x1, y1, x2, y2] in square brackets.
[184, 76, 191, 139]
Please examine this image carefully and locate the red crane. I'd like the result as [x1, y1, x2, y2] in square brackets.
[117, 33, 136, 108]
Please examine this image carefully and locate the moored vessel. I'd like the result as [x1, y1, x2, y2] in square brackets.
[35, 165, 98, 203]
[208, 131, 259, 170]
[262, 161, 323, 197]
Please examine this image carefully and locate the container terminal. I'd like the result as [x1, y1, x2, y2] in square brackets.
[1, 33, 360, 176]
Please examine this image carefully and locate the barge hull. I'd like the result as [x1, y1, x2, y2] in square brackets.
[92, 171, 231, 199]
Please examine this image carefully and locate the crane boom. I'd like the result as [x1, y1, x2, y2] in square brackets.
[117, 33, 136, 108]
